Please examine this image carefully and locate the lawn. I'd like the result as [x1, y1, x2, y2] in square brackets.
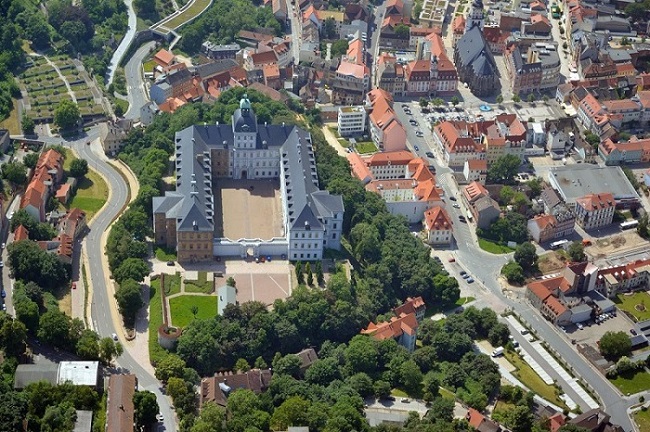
[455, 296, 475, 306]
[0, 100, 21, 134]
[439, 387, 455, 400]
[614, 292, 650, 322]
[169, 295, 218, 328]
[504, 350, 568, 409]
[634, 408, 650, 431]
[185, 271, 214, 294]
[68, 169, 109, 220]
[609, 369, 650, 395]
[478, 238, 516, 254]
[163, 272, 182, 296]
[155, 246, 177, 261]
[355, 141, 378, 154]
[164, 0, 211, 29]
[143, 60, 157, 73]
[114, 98, 129, 115]
[148, 278, 168, 365]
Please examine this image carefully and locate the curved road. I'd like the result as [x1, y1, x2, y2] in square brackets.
[37, 131, 177, 432]
[106, 0, 137, 86]
[124, 41, 156, 120]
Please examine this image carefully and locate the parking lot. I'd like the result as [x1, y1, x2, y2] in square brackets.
[560, 312, 635, 349]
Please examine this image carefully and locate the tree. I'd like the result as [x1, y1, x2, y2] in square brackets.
[559, 424, 591, 432]
[584, 132, 600, 148]
[508, 404, 534, 432]
[99, 337, 123, 365]
[567, 241, 586, 262]
[496, 94, 504, 104]
[114, 278, 143, 326]
[272, 354, 302, 377]
[428, 397, 454, 423]
[527, 93, 536, 103]
[2, 162, 27, 186]
[270, 396, 311, 431]
[488, 322, 510, 347]
[0, 314, 27, 357]
[395, 24, 410, 38]
[323, 18, 337, 39]
[599, 331, 632, 361]
[8, 240, 70, 290]
[305, 358, 341, 385]
[419, 98, 429, 108]
[374, 380, 391, 398]
[330, 39, 349, 57]
[625, 2, 647, 21]
[512, 95, 521, 103]
[295, 261, 304, 285]
[38, 309, 74, 350]
[133, 391, 159, 429]
[487, 154, 520, 184]
[113, 258, 149, 283]
[399, 360, 423, 395]
[69, 158, 88, 178]
[235, 358, 250, 373]
[54, 99, 81, 131]
[451, 96, 460, 106]
[75, 329, 100, 360]
[21, 114, 35, 135]
[638, 213, 649, 239]
[191, 402, 225, 432]
[305, 262, 313, 286]
[543, 95, 549, 103]
[422, 372, 440, 402]
[499, 185, 515, 205]
[514, 242, 538, 270]
[314, 261, 324, 285]
[226, 276, 236, 287]
[23, 152, 39, 169]
[155, 354, 186, 382]
[501, 261, 524, 284]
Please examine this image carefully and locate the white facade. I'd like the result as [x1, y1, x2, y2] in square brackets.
[575, 201, 615, 230]
[338, 106, 367, 136]
[369, 164, 409, 179]
[427, 226, 452, 245]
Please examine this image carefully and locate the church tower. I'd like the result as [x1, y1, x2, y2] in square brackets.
[465, 0, 485, 31]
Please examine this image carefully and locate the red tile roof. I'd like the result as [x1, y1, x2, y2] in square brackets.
[424, 207, 452, 231]
[394, 297, 426, 316]
[366, 150, 414, 166]
[575, 193, 615, 212]
[154, 49, 174, 67]
[14, 225, 29, 242]
[361, 312, 419, 340]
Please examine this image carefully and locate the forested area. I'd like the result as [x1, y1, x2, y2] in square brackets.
[178, 0, 282, 54]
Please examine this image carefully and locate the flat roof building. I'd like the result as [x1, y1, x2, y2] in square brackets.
[547, 165, 640, 209]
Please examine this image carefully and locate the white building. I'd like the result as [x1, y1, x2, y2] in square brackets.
[463, 159, 487, 184]
[217, 284, 237, 315]
[574, 193, 616, 230]
[337, 106, 366, 136]
[423, 207, 453, 245]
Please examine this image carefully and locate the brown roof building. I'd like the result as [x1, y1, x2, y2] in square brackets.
[106, 374, 136, 432]
[200, 369, 272, 407]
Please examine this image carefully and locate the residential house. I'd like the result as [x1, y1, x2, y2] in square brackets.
[547, 127, 569, 156]
[483, 114, 528, 164]
[432, 121, 486, 167]
[361, 312, 419, 351]
[99, 119, 131, 153]
[348, 150, 415, 182]
[150, 67, 192, 104]
[409, 26, 437, 48]
[21, 149, 64, 222]
[263, 64, 281, 90]
[466, 408, 504, 432]
[106, 374, 137, 432]
[599, 137, 650, 165]
[153, 49, 175, 69]
[244, 50, 279, 72]
[482, 26, 510, 54]
[567, 409, 624, 432]
[376, 53, 406, 96]
[272, 0, 287, 22]
[394, 297, 426, 321]
[577, 93, 610, 137]
[295, 348, 318, 375]
[463, 159, 488, 184]
[595, 259, 650, 298]
[454, 25, 500, 96]
[522, 14, 552, 37]
[451, 15, 465, 46]
[199, 369, 273, 407]
[202, 42, 241, 60]
[526, 278, 572, 324]
[574, 193, 615, 230]
[379, 15, 411, 50]
[365, 89, 407, 152]
[423, 206, 453, 245]
[602, 99, 641, 125]
[404, 60, 432, 96]
[505, 44, 561, 94]
[462, 181, 500, 229]
[527, 208, 575, 243]
[333, 60, 369, 105]
[140, 101, 160, 126]
[337, 106, 366, 136]
[385, 0, 405, 16]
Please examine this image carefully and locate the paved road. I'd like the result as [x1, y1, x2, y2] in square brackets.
[106, 0, 137, 86]
[369, 4, 385, 87]
[285, 0, 301, 64]
[31, 130, 177, 432]
[124, 41, 156, 120]
[393, 101, 635, 430]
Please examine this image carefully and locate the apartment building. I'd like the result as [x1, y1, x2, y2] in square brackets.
[337, 106, 366, 136]
[574, 193, 615, 230]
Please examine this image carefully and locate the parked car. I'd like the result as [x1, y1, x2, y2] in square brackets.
[449, 196, 457, 201]
[426, 151, 434, 158]
[577, 323, 584, 330]
[414, 145, 420, 151]
[467, 277, 475, 283]
[453, 203, 460, 208]
[167, 261, 175, 266]
[630, 329, 638, 335]
[112, 333, 118, 341]
[459, 271, 467, 276]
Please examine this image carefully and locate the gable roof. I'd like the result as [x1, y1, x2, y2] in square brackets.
[424, 207, 452, 231]
[575, 193, 615, 212]
[361, 312, 419, 340]
[106, 375, 136, 432]
[154, 49, 175, 66]
[456, 25, 498, 77]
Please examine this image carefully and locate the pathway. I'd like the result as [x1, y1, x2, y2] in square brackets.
[106, 0, 137, 85]
[43, 55, 77, 103]
[321, 124, 348, 157]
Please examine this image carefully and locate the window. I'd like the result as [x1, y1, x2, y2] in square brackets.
[333, 223, 337, 229]
[332, 233, 336, 239]
[314, 243, 318, 248]
[300, 253, 304, 258]
[307, 253, 310, 258]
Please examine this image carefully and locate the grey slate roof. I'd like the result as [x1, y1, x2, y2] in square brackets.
[14, 364, 58, 389]
[456, 26, 498, 78]
[155, 100, 343, 235]
[195, 59, 239, 79]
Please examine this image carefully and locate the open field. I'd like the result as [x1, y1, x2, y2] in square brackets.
[0, 100, 21, 134]
[504, 350, 567, 409]
[609, 370, 650, 395]
[538, 250, 569, 274]
[615, 292, 650, 322]
[164, 0, 212, 29]
[169, 295, 218, 327]
[163, 273, 182, 296]
[355, 141, 378, 154]
[68, 169, 108, 220]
